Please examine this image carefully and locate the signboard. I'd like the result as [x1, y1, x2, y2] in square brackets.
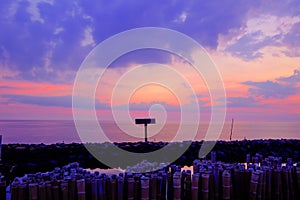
[135, 118, 156, 125]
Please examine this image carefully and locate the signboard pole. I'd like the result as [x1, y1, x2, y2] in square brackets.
[144, 124, 147, 142]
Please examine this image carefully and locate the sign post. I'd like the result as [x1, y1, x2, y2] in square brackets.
[135, 118, 156, 142]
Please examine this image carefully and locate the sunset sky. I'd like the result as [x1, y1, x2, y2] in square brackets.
[0, 0, 300, 122]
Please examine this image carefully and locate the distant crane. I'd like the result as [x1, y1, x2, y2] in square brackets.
[229, 118, 234, 141]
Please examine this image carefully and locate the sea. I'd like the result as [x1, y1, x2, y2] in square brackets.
[0, 120, 299, 144]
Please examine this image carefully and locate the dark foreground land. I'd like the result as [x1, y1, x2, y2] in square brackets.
[1, 139, 300, 182]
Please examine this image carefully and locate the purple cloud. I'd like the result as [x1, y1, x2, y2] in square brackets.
[225, 32, 276, 60]
[2, 94, 110, 109]
[226, 97, 261, 108]
[277, 69, 300, 83]
[0, 0, 262, 82]
[242, 80, 298, 99]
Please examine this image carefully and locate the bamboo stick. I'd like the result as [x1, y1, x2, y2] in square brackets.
[202, 173, 209, 200]
[150, 174, 157, 200]
[106, 177, 112, 200]
[173, 171, 181, 200]
[97, 178, 105, 200]
[288, 167, 295, 200]
[209, 173, 215, 200]
[249, 171, 260, 200]
[296, 166, 300, 200]
[52, 181, 60, 200]
[211, 151, 216, 163]
[18, 183, 27, 200]
[222, 170, 231, 200]
[141, 176, 150, 200]
[246, 154, 251, 165]
[38, 183, 46, 200]
[77, 179, 86, 200]
[167, 171, 173, 200]
[117, 176, 124, 200]
[0, 178, 6, 200]
[156, 175, 163, 200]
[132, 175, 139, 200]
[213, 167, 220, 200]
[28, 183, 38, 200]
[184, 171, 191, 200]
[193, 160, 200, 174]
[91, 178, 98, 200]
[191, 173, 199, 200]
[68, 178, 76, 200]
[256, 170, 264, 200]
[127, 177, 134, 200]
[85, 178, 92, 200]
[217, 167, 224, 199]
[159, 172, 167, 200]
[282, 168, 290, 200]
[11, 183, 19, 200]
[180, 171, 186, 200]
[60, 180, 69, 200]
[274, 169, 282, 200]
[233, 167, 240, 200]
[45, 182, 53, 200]
[111, 176, 117, 200]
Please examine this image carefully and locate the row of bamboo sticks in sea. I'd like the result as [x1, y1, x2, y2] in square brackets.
[4, 152, 300, 200]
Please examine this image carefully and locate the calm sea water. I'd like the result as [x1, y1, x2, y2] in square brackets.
[0, 120, 299, 144]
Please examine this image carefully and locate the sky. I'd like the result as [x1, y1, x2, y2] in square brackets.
[0, 0, 300, 122]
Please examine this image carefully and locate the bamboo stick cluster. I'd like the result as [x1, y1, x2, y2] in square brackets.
[191, 152, 300, 200]
[6, 153, 300, 200]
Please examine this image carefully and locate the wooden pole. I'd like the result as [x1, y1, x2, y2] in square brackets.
[229, 118, 234, 141]
[144, 123, 148, 142]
